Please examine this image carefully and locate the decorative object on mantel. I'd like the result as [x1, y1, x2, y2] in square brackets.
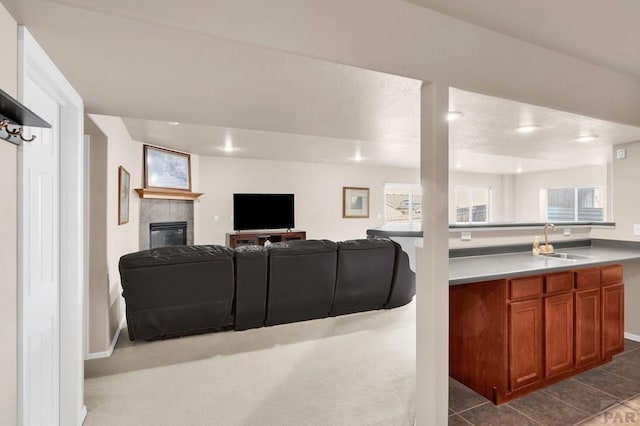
[144, 144, 191, 191]
[0, 88, 51, 145]
[134, 187, 203, 201]
[118, 166, 130, 225]
[342, 186, 370, 218]
[136, 144, 203, 200]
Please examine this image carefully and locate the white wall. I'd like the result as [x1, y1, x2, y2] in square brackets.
[87, 115, 143, 352]
[0, 3, 17, 424]
[196, 156, 419, 245]
[514, 165, 608, 222]
[447, 166, 608, 249]
[84, 117, 109, 353]
[592, 142, 640, 242]
[448, 226, 592, 249]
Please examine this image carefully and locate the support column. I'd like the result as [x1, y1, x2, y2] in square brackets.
[416, 82, 449, 425]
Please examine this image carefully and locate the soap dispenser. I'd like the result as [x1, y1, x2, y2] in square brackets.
[532, 236, 540, 256]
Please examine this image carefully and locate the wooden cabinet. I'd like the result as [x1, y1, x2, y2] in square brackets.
[575, 288, 602, 368]
[601, 265, 625, 358]
[450, 264, 624, 405]
[226, 230, 306, 248]
[509, 298, 544, 390]
[602, 283, 625, 358]
[545, 292, 574, 377]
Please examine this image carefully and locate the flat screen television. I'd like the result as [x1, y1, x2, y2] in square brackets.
[233, 193, 295, 231]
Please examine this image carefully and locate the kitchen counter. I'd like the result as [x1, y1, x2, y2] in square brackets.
[366, 222, 615, 238]
[450, 243, 640, 285]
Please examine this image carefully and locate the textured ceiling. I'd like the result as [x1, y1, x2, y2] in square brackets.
[406, 0, 640, 79]
[4, 0, 640, 173]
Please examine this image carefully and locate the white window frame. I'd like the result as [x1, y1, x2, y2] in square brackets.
[455, 185, 491, 224]
[545, 186, 604, 222]
[383, 183, 421, 225]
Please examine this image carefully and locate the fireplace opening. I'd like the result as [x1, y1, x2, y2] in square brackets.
[150, 221, 187, 249]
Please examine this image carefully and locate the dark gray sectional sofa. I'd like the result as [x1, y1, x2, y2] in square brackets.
[119, 238, 415, 341]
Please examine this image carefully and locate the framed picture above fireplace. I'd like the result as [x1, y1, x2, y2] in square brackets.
[144, 145, 191, 191]
[118, 166, 130, 225]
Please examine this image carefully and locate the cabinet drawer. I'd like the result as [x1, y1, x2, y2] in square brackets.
[601, 265, 623, 285]
[575, 269, 600, 290]
[546, 272, 573, 294]
[510, 276, 543, 300]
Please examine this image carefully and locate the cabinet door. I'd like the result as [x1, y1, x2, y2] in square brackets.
[282, 232, 305, 242]
[575, 288, 602, 368]
[545, 293, 574, 377]
[602, 283, 624, 358]
[509, 298, 544, 391]
[231, 235, 259, 248]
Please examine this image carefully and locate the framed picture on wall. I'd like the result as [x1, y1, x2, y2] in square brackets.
[118, 166, 130, 225]
[144, 145, 191, 191]
[342, 186, 370, 218]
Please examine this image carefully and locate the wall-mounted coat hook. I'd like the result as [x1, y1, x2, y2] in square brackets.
[0, 118, 37, 142]
[0, 88, 51, 145]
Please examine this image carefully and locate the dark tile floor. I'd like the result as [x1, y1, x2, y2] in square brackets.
[449, 339, 640, 425]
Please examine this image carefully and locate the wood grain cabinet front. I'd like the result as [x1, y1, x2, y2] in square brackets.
[602, 283, 625, 358]
[449, 263, 625, 405]
[509, 298, 544, 391]
[226, 231, 306, 248]
[575, 287, 602, 368]
[545, 292, 574, 377]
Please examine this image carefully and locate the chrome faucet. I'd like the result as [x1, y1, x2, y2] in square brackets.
[543, 223, 555, 247]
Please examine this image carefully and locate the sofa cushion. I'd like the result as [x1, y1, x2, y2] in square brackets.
[234, 245, 268, 331]
[265, 240, 338, 325]
[385, 241, 416, 308]
[119, 245, 235, 340]
[331, 238, 395, 315]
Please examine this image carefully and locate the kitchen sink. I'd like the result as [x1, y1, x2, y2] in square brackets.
[541, 252, 592, 260]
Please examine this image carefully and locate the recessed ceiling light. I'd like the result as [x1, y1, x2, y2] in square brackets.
[514, 125, 541, 133]
[516, 167, 523, 173]
[447, 111, 464, 121]
[574, 135, 599, 142]
[349, 151, 365, 162]
[167, 121, 180, 126]
[216, 142, 239, 153]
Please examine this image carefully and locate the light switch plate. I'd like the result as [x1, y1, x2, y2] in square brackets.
[634, 224, 640, 236]
[617, 149, 627, 160]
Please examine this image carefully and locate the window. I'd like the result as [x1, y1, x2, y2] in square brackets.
[384, 184, 421, 225]
[455, 186, 490, 223]
[546, 187, 604, 221]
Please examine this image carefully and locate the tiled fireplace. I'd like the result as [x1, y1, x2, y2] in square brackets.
[139, 199, 194, 250]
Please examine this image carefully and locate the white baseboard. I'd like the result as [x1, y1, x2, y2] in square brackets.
[625, 332, 640, 342]
[85, 315, 126, 360]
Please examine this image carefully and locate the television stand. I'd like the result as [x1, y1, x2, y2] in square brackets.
[226, 230, 306, 248]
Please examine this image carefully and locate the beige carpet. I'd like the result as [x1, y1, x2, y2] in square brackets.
[84, 301, 416, 426]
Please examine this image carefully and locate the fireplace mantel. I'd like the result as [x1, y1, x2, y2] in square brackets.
[134, 188, 203, 201]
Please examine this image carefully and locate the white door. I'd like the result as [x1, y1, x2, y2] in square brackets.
[19, 75, 61, 426]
